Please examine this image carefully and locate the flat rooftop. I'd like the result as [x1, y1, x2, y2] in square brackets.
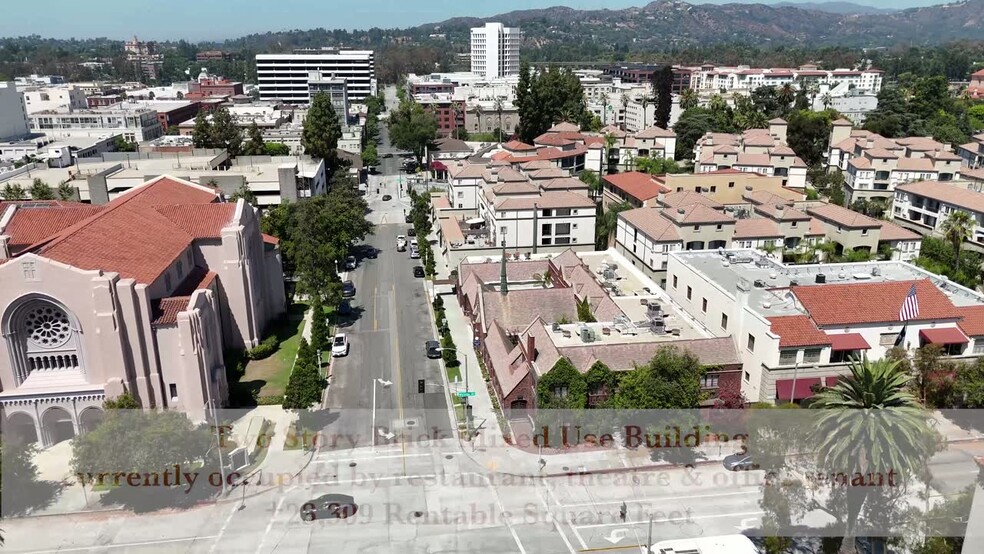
[672, 249, 984, 318]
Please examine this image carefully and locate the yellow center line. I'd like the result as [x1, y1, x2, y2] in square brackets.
[373, 286, 378, 331]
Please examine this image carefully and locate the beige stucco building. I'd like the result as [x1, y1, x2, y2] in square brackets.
[0, 176, 286, 447]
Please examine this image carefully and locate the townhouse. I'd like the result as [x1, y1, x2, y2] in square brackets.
[956, 133, 984, 169]
[893, 180, 984, 247]
[693, 119, 808, 189]
[689, 64, 883, 96]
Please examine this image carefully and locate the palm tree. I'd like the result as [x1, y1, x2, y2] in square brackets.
[620, 93, 630, 131]
[603, 132, 618, 175]
[777, 83, 795, 112]
[474, 105, 484, 136]
[708, 94, 727, 114]
[640, 96, 650, 130]
[810, 356, 938, 554]
[450, 101, 463, 138]
[680, 88, 699, 111]
[494, 97, 504, 144]
[599, 92, 610, 125]
[821, 93, 833, 110]
[941, 210, 974, 273]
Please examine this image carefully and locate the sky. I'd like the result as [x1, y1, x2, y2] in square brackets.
[0, 0, 946, 42]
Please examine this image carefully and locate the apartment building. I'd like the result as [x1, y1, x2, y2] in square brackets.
[470, 23, 522, 79]
[0, 82, 29, 141]
[28, 107, 163, 143]
[893, 180, 984, 246]
[694, 119, 808, 189]
[665, 250, 984, 402]
[19, 86, 87, 114]
[956, 133, 984, 169]
[109, 99, 202, 133]
[0, 176, 286, 445]
[255, 49, 376, 103]
[690, 64, 883, 96]
[604, 64, 692, 94]
[966, 68, 984, 100]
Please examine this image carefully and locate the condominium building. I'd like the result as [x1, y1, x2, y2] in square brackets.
[665, 250, 984, 402]
[690, 64, 883, 96]
[0, 176, 286, 446]
[694, 119, 808, 189]
[470, 23, 522, 79]
[255, 49, 376, 104]
[28, 107, 163, 143]
[0, 82, 30, 141]
[893, 180, 984, 247]
[956, 133, 984, 169]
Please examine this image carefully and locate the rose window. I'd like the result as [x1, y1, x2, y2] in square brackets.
[25, 305, 72, 348]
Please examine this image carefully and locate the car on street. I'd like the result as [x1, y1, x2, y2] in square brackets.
[341, 280, 356, 298]
[299, 493, 358, 521]
[723, 453, 758, 471]
[366, 247, 377, 259]
[382, 194, 392, 201]
[409, 246, 419, 259]
[337, 299, 352, 316]
[413, 265, 425, 278]
[331, 333, 349, 357]
[410, 238, 418, 248]
[345, 256, 357, 270]
[396, 234, 407, 247]
[405, 214, 412, 223]
[408, 228, 416, 236]
[382, 152, 393, 158]
[425, 340, 441, 359]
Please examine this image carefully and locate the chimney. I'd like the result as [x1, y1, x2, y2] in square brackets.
[526, 335, 536, 360]
[499, 239, 508, 295]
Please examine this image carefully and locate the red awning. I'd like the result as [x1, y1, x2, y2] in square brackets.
[824, 375, 841, 388]
[828, 333, 870, 351]
[919, 327, 969, 345]
[775, 377, 823, 401]
[431, 160, 448, 171]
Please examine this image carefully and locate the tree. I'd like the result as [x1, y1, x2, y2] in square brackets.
[361, 142, 379, 169]
[103, 392, 141, 410]
[536, 358, 588, 409]
[777, 83, 796, 114]
[302, 92, 343, 177]
[620, 93, 630, 131]
[651, 66, 673, 129]
[941, 210, 973, 273]
[636, 156, 684, 175]
[57, 182, 77, 201]
[283, 338, 326, 409]
[579, 169, 602, 196]
[208, 106, 242, 158]
[576, 297, 596, 322]
[113, 136, 137, 153]
[672, 107, 733, 161]
[596, 201, 632, 250]
[191, 111, 213, 149]
[261, 202, 297, 274]
[679, 88, 699, 111]
[28, 178, 55, 200]
[611, 347, 705, 409]
[309, 294, 330, 354]
[228, 183, 257, 205]
[957, 358, 984, 408]
[1, 184, 25, 201]
[515, 66, 592, 143]
[809, 356, 939, 554]
[912, 344, 944, 405]
[241, 122, 266, 156]
[264, 142, 291, 156]
[387, 99, 438, 165]
[494, 97, 505, 143]
[1, 440, 41, 515]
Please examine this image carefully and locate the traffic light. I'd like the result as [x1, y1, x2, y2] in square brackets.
[619, 502, 627, 522]
[418, 379, 425, 394]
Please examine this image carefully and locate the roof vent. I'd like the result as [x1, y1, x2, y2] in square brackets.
[745, 185, 753, 191]
[775, 203, 784, 211]
[871, 266, 880, 276]
[838, 272, 847, 279]
[753, 279, 767, 288]
[769, 272, 778, 279]
[677, 208, 686, 214]
[762, 302, 772, 309]
[722, 261, 730, 267]
[816, 273, 826, 284]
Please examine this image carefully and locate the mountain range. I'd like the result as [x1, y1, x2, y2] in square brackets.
[771, 2, 898, 14]
[420, 0, 984, 49]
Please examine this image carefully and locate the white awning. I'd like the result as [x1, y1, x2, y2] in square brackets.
[465, 218, 485, 225]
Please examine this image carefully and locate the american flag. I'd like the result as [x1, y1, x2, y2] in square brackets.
[899, 283, 920, 321]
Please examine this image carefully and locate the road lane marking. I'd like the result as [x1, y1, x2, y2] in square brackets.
[256, 488, 294, 554]
[22, 535, 222, 553]
[574, 510, 766, 530]
[209, 502, 244, 554]
[312, 452, 433, 464]
[373, 286, 378, 331]
[391, 283, 408, 476]
[558, 490, 759, 508]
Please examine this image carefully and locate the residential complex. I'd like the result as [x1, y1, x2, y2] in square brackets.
[893, 180, 984, 247]
[665, 250, 984, 402]
[693, 118, 808, 189]
[689, 64, 883, 96]
[957, 133, 984, 169]
[470, 23, 521, 80]
[255, 49, 376, 104]
[0, 176, 286, 445]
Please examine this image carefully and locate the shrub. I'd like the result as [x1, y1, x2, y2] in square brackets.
[257, 395, 284, 405]
[248, 335, 279, 360]
[432, 296, 444, 310]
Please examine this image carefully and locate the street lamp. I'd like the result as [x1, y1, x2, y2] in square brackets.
[334, 259, 339, 276]
[437, 346, 472, 438]
[371, 378, 392, 451]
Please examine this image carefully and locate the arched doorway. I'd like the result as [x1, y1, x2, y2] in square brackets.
[6, 412, 38, 445]
[41, 406, 75, 446]
[79, 408, 104, 434]
[510, 399, 528, 411]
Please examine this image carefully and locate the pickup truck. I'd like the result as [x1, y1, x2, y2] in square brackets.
[396, 235, 407, 251]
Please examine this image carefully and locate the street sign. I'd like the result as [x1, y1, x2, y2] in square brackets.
[456, 391, 476, 398]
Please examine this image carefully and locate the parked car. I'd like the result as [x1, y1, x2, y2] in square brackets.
[366, 247, 377, 259]
[409, 247, 420, 259]
[413, 266, 425, 278]
[425, 340, 441, 359]
[723, 453, 758, 471]
[382, 194, 392, 201]
[410, 238, 418, 248]
[331, 333, 349, 357]
[337, 300, 352, 316]
[341, 280, 356, 298]
[405, 214, 413, 223]
[299, 493, 358, 521]
[396, 235, 407, 248]
[408, 228, 416, 237]
[345, 256, 357, 270]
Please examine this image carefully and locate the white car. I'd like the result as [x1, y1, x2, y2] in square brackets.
[410, 238, 418, 248]
[331, 333, 349, 357]
[409, 247, 420, 259]
[396, 235, 407, 247]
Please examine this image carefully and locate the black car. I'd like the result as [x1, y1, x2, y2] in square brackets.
[407, 228, 416, 236]
[413, 266, 425, 278]
[723, 453, 758, 471]
[299, 494, 358, 521]
[382, 194, 392, 201]
[341, 280, 356, 298]
[338, 299, 352, 316]
[366, 247, 378, 259]
[405, 214, 412, 224]
[345, 255, 357, 270]
[425, 340, 441, 359]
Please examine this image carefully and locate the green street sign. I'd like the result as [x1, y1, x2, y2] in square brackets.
[456, 391, 476, 398]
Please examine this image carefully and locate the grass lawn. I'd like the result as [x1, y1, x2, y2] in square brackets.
[445, 361, 462, 384]
[242, 303, 308, 399]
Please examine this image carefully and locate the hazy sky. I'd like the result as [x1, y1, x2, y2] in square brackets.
[0, 0, 944, 42]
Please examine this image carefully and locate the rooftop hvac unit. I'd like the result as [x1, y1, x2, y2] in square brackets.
[753, 279, 767, 288]
[579, 325, 593, 343]
[816, 274, 826, 284]
[647, 303, 662, 317]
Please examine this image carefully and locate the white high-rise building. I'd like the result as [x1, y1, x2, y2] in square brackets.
[0, 82, 29, 141]
[255, 49, 376, 105]
[470, 23, 521, 80]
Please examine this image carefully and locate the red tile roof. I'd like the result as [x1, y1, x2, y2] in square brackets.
[3, 205, 104, 254]
[261, 233, 280, 245]
[153, 204, 236, 238]
[635, 126, 676, 139]
[877, 220, 920, 242]
[792, 279, 959, 326]
[734, 218, 781, 239]
[768, 315, 831, 348]
[152, 296, 191, 327]
[957, 305, 984, 337]
[806, 203, 881, 229]
[603, 172, 669, 202]
[661, 205, 734, 225]
[503, 140, 538, 152]
[620, 208, 681, 242]
[898, 180, 984, 214]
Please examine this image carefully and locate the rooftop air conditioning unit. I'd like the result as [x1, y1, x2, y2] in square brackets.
[816, 274, 826, 283]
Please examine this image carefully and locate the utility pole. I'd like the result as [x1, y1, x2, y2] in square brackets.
[646, 514, 653, 554]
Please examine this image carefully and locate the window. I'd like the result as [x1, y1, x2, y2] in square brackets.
[555, 208, 572, 216]
[701, 374, 720, 388]
[541, 237, 552, 245]
[861, 229, 868, 236]
[553, 385, 569, 399]
[974, 340, 984, 354]
[541, 209, 553, 217]
[721, 313, 728, 330]
[701, 298, 708, 313]
[672, 275, 678, 289]
[744, 371, 751, 382]
[804, 348, 822, 363]
[541, 223, 552, 236]
[500, 226, 507, 235]
[693, 225, 700, 231]
[710, 186, 717, 193]
[169, 383, 178, 399]
[555, 223, 571, 235]
[716, 224, 723, 231]
[687, 286, 692, 300]
[728, 181, 735, 188]
[879, 333, 898, 347]
[746, 334, 756, 352]
[457, 191, 464, 198]
[791, 221, 797, 228]
[779, 350, 798, 366]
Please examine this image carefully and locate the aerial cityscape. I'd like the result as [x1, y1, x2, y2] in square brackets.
[2, 1, 984, 553]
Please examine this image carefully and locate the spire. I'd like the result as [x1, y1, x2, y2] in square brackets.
[499, 239, 508, 295]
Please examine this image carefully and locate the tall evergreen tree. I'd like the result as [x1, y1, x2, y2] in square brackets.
[309, 294, 330, 354]
[29, 178, 55, 200]
[301, 92, 342, 178]
[242, 122, 266, 156]
[57, 182, 77, 201]
[209, 107, 242, 157]
[191, 112, 213, 149]
[651, 66, 674, 129]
